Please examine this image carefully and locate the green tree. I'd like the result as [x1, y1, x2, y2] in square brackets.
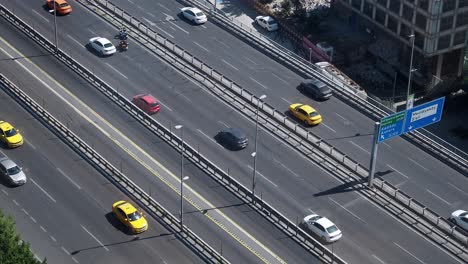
[0, 210, 46, 264]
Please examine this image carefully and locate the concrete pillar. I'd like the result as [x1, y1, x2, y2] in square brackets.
[436, 53, 443, 79]
[457, 48, 464, 77]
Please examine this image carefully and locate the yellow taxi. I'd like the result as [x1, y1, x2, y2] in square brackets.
[0, 121, 24, 148]
[112, 200, 148, 234]
[289, 103, 322, 126]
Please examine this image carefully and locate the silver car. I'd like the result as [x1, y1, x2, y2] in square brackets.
[0, 158, 27, 186]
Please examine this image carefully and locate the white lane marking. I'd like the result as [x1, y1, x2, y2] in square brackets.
[157, 3, 171, 11]
[163, 13, 189, 34]
[273, 158, 300, 177]
[247, 165, 278, 187]
[197, 129, 220, 146]
[142, 17, 174, 38]
[88, 29, 97, 35]
[158, 101, 173, 112]
[221, 59, 239, 71]
[40, 226, 47, 233]
[426, 189, 451, 205]
[350, 141, 370, 154]
[321, 123, 336, 133]
[27, 141, 36, 150]
[30, 216, 37, 223]
[22, 208, 29, 216]
[34, 253, 41, 261]
[81, 225, 109, 251]
[307, 208, 315, 213]
[249, 77, 268, 89]
[281, 97, 292, 104]
[408, 158, 428, 171]
[386, 164, 409, 179]
[72, 257, 79, 263]
[105, 63, 128, 79]
[179, 93, 192, 102]
[245, 57, 258, 65]
[61, 246, 70, 255]
[127, 0, 134, 3]
[200, 25, 207, 29]
[447, 182, 468, 196]
[57, 168, 82, 190]
[394, 242, 427, 264]
[13, 199, 19, 206]
[192, 41, 209, 52]
[372, 254, 387, 264]
[334, 112, 346, 120]
[1, 189, 8, 196]
[146, 12, 156, 18]
[271, 73, 288, 84]
[32, 10, 49, 23]
[50, 236, 57, 242]
[216, 39, 230, 49]
[218, 121, 229, 128]
[31, 178, 56, 203]
[67, 35, 84, 47]
[382, 142, 392, 148]
[329, 198, 366, 223]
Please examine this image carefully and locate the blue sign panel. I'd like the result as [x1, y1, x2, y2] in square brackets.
[378, 111, 406, 143]
[403, 97, 445, 133]
[378, 97, 445, 143]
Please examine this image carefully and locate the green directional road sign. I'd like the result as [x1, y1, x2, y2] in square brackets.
[378, 111, 406, 142]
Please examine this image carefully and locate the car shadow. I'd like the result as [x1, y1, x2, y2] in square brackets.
[105, 212, 130, 235]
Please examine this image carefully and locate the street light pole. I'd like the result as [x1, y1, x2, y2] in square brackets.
[49, 0, 58, 52]
[252, 94, 266, 198]
[406, 34, 415, 109]
[180, 176, 189, 230]
[175, 125, 184, 228]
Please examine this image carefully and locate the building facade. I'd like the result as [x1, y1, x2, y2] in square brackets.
[336, 0, 468, 92]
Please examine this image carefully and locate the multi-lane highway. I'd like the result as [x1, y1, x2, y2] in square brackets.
[0, 11, 321, 264]
[0, 0, 466, 263]
[0, 84, 201, 264]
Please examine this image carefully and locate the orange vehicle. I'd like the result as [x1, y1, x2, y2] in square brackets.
[46, 0, 72, 15]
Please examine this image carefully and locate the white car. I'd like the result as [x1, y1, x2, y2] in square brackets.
[88, 37, 116, 56]
[180, 7, 207, 24]
[302, 214, 342, 242]
[255, 15, 278, 31]
[0, 158, 26, 186]
[450, 210, 468, 231]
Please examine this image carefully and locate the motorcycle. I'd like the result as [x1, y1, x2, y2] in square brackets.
[118, 28, 128, 40]
[118, 40, 128, 51]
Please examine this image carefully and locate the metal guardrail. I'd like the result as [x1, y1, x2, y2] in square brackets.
[183, 0, 468, 175]
[0, 3, 346, 264]
[0, 73, 229, 264]
[79, 1, 468, 262]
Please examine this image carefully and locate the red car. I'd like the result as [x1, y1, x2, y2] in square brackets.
[132, 94, 160, 114]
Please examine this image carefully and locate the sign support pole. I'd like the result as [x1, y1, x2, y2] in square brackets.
[368, 122, 380, 188]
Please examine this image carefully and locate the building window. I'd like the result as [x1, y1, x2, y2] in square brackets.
[417, 0, 429, 11]
[377, 0, 387, 8]
[363, 1, 373, 17]
[459, 0, 468, 8]
[442, 0, 456, 12]
[402, 4, 414, 23]
[351, 0, 361, 9]
[414, 32, 424, 49]
[400, 23, 411, 38]
[437, 35, 451, 50]
[389, 0, 400, 14]
[456, 11, 468, 27]
[375, 8, 386, 25]
[440, 16, 453, 31]
[415, 12, 427, 30]
[453, 30, 467, 45]
[388, 16, 398, 33]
